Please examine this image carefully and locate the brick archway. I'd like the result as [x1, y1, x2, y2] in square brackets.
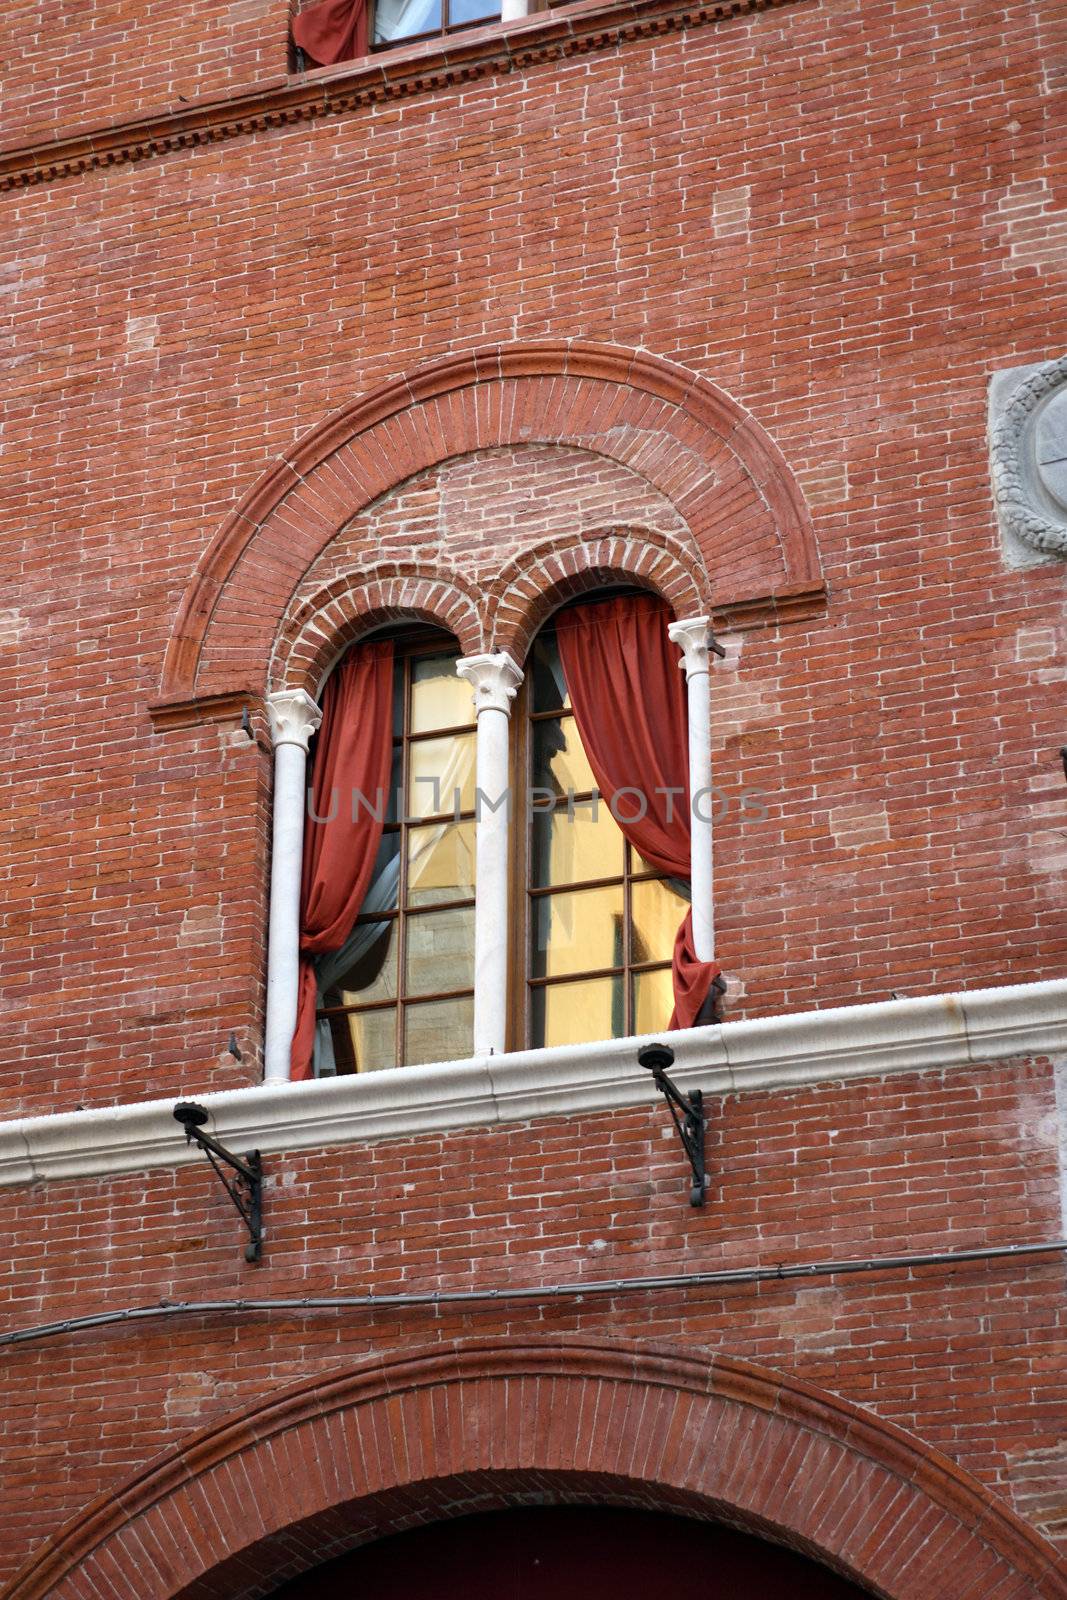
[4, 1338, 1062, 1600]
[487, 526, 710, 659]
[156, 342, 824, 719]
[271, 562, 485, 693]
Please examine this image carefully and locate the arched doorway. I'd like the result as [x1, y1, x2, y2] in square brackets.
[271, 1506, 873, 1598]
[6, 1339, 1062, 1600]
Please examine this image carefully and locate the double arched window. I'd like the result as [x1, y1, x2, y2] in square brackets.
[265, 590, 721, 1081]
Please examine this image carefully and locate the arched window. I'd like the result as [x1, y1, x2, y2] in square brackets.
[313, 628, 478, 1074]
[264, 592, 720, 1082]
[520, 602, 689, 1050]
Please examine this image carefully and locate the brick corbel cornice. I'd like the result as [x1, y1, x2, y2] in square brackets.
[0, 0, 804, 192]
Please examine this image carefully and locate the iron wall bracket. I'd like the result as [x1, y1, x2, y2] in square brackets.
[173, 1103, 263, 1262]
[638, 1043, 708, 1207]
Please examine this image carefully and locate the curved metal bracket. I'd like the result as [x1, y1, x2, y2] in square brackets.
[174, 1103, 263, 1262]
[638, 1044, 708, 1207]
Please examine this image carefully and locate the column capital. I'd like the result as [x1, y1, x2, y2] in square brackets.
[668, 616, 718, 680]
[266, 688, 322, 751]
[456, 651, 523, 717]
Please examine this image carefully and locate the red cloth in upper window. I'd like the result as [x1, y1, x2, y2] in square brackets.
[555, 593, 722, 1031]
[292, 0, 369, 67]
[290, 638, 394, 1080]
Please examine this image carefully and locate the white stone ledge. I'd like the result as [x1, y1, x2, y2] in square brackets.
[1, 977, 1065, 1188]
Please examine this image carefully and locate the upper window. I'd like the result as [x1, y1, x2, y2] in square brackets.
[291, 0, 510, 69]
[372, 0, 502, 47]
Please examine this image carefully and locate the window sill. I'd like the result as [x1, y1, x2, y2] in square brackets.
[1, 976, 1065, 1187]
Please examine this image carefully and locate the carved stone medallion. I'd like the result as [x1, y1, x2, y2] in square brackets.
[989, 355, 1067, 564]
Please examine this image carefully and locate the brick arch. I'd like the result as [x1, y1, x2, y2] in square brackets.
[157, 342, 823, 715]
[271, 563, 486, 693]
[488, 526, 710, 658]
[5, 1338, 1061, 1600]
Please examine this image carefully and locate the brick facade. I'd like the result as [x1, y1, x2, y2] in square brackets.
[1, 0, 1066, 1589]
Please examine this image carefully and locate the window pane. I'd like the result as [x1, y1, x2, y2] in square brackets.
[532, 715, 596, 798]
[321, 919, 398, 1007]
[529, 632, 569, 713]
[405, 905, 475, 996]
[531, 798, 624, 889]
[410, 652, 474, 733]
[405, 995, 473, 1065]
[408, 733, 476, 818]
[631, 877, 689, 966]
[450, 0, 499, 20]
[531, 978, 622, 1049]
[633, 967, 674, 1036]
[325, 1006, 397, 1074]
[531, 884, 624, 978]
[407, 819, 475, 905]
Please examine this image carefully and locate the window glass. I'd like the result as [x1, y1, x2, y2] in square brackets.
[630, 878, 689, 965]
[409, 733, 476, 818]
[531, 799, 624, 889]
[531, 978, 624, 1050]
[405, 906, 475, 996]
[406, 995, 475, 1066]
[531, 717, 597, 798]
[407, 819, 476, 905]
[531, 885, 624, 979]
[324, 1006, 396, 1075]
[450, 0, 499, 21]
[525, 606, 678, 1049]
[322, 921, 398, 1007]
[410, 652, 476, 732]
[313, 631, 475, 1073]
[372, 0, 502, 46]
[373, 0, 443, 44]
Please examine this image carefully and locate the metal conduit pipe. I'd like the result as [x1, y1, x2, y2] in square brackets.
[1, 1237, 1064, 1349]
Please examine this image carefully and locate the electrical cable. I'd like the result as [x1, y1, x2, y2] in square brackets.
[2, 1237, 1063, 1348]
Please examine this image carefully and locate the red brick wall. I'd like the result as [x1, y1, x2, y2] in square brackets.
[0, 0, 290, 148]
[2, 0, 1066, 1580]
[0, 1059, 1062, 1576]
[2, 0, 1065, 1117]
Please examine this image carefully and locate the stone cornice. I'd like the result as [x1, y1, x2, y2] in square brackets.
[0, 0, 800, 192]
[0, 976, 1064, 1187]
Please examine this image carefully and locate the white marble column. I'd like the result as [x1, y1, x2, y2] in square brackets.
[667, 617, 719, 963]
[456, 651, 523, 1056]
[500, 0, 530, 20]
[263, 689, 322, 1083]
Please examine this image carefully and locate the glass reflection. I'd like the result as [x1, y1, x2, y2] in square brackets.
[531, 978, 622, 1049]
[327, 1006, 396, 1074]
[407, 819, 476, 905]
[631, 877, 689, 966]
[408, 733, 476, 818]
[531, 884, 624, 978]
[532, 716, 597, 798]
[322, 919, 398, 1007]
[529, 632, 570, 714]
[450, 0, 500, 20]
[405, 906, 475, 996]
[405, 995, 474, 1065]
[633, 967, 674, 1036]
[411, 652, 476, 733]
[531, 800, 624, 889]
[373, 0, 443, 43]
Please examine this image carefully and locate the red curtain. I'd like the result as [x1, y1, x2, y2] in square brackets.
[290, 638, 394, 1080]
[292, 0, 368, 68]
[555, 594, 723, 1030]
